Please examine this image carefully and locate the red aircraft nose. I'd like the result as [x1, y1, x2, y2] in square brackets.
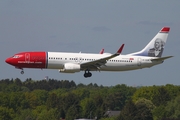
[5, 58, 14, 65]
[5, 58, 11, 64]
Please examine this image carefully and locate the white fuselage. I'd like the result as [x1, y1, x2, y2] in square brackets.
[47, 52, 162, 72]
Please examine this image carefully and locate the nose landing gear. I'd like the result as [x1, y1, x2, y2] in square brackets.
[15, 67, 24, 74]
[84, 70, 92, 78]
[21, 71, 24, 74]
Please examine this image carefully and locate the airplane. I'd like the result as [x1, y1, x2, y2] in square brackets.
[5, 27, 173, 78]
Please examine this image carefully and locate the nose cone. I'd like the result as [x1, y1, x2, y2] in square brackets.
[5, 58, 10, 64]
[5, 58, 13, 65]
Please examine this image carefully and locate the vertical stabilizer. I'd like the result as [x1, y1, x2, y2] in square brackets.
[128, 27, 170, 57]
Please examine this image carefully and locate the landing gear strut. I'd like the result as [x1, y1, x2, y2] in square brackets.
[84, 70, 92, 78]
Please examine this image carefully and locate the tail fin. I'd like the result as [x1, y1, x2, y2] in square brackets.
[128, 27, 170, 57]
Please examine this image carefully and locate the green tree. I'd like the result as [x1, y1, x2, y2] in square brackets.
[108, 84, 136, 110]
[93, 94, 105, 119]
[132, 86, 155, 102]
[152, 105, 166, 120]
[25, 92, 38, 109]
[164, 84, 180, 99]
[100, 116, 117, 120]
[14, 78, 22, 86]
[80, 98, 95, 118]
[32, 89, 48, 105]
[66, 105, 81, 120]
[152, 86, 170, 106]
[5, 84, 21, 92]
[0, 106, 15, 120]
[104, 92, 125, 110]
[116, 99, 137, 120]
[9, 92, 26, 111]
[135, 98, 155, 111]
[164, 95, 180, 119]
[32, 105, 46, 117]
[72, 88, 90, 99]
[36, 108, 58, 120]
[46, 93, 59, 110]
[61, 92, 81, 118]
[135, 98, 154, 120]
[14, 109, 36, 120]
[0, 92, 9, 107]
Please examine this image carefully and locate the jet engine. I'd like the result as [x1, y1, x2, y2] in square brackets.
[59, 63, 80, 73]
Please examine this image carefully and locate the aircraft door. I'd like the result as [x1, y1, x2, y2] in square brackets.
[25, 53, 30, 63]
[75, 57, 82, 63]
[137, 58, 141, 66]
[79, 57, 82, 63]
[75, 57, 78, 62]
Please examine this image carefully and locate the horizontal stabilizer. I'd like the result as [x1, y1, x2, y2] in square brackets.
[151, 56, 173, 61]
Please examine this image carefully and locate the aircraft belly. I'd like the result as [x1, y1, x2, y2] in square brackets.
[100, 63, 138, 71]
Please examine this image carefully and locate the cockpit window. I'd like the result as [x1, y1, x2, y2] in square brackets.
[12, 55, 20, 58]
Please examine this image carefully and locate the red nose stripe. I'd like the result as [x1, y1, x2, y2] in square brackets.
[6, 52, 47, 69]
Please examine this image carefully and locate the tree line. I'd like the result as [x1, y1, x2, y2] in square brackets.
[0, 78, 180, 120]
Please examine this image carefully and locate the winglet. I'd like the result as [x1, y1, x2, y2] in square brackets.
[116, 44, 125, 55]
[99, 48, 104, 54]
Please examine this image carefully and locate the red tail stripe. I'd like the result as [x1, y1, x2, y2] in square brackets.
[161, 27, 170, 32]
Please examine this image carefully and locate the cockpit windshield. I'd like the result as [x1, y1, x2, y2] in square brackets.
[12, 55, 20, 58]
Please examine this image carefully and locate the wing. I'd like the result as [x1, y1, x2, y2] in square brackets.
[80, 44, 125, 70]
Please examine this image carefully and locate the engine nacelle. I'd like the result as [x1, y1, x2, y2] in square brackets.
[59, 63, 80, 73]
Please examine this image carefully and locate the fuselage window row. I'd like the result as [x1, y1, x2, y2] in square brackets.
[48, 57, 133, 63]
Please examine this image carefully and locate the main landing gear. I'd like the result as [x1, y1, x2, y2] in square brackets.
[84, 70, 92, 78]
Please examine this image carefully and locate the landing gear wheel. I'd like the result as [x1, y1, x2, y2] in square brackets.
[84, 73, 88, 78]
[88, 72, 92, 77]
[21, 71, 24, 74]
[84, 70, 92, 78]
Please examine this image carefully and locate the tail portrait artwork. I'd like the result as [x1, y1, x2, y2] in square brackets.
[148, 38, 165, 57]
[128, 27, 170, 57]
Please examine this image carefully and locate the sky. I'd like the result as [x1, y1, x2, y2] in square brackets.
[1, 0, 180, 86]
